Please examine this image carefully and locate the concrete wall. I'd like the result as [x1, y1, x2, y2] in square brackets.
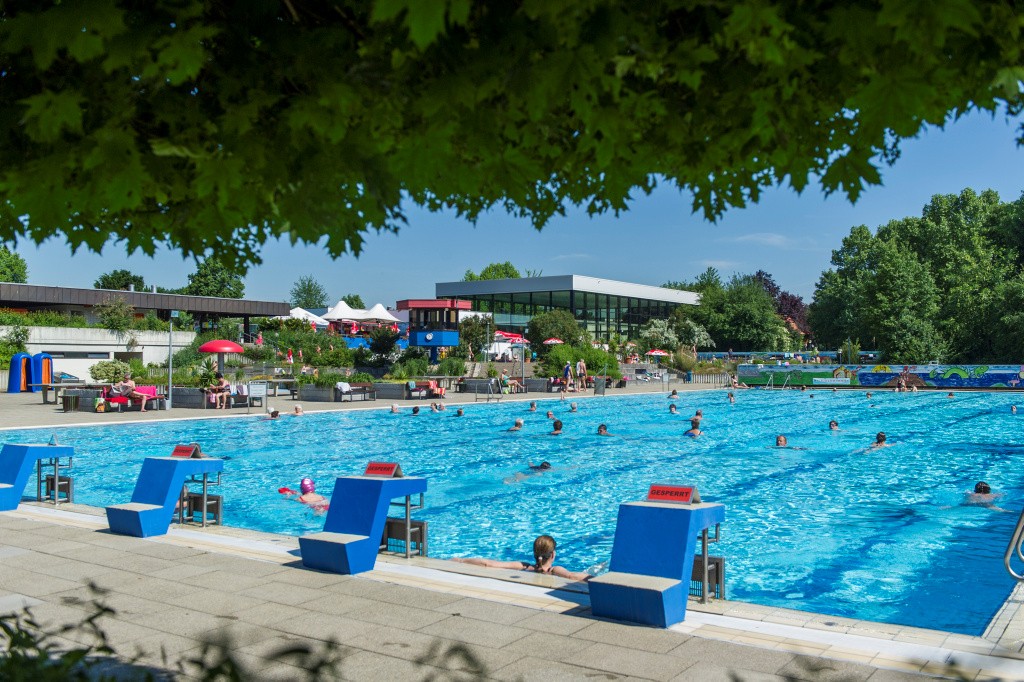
[1, 326, 197, 380]
[737, 363, 1024, 389]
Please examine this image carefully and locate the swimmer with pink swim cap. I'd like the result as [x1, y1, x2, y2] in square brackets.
[280, 477, 328, 512]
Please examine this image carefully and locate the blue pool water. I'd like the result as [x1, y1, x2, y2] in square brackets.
[13, 389, 1022, 635]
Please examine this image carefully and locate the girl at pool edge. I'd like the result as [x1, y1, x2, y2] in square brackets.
[452, 535, 591, 581]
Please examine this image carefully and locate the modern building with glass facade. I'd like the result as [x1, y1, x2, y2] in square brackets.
[435, 275, 698, 340]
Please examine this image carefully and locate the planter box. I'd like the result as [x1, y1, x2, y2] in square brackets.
[372, 382, 408, 400]
[169, 388, 206, 409]
[298, 385, 335, 402]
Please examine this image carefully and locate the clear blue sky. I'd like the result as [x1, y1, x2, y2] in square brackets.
[16, 110, 1024, 307]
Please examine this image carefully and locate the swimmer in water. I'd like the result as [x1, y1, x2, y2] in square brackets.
[528, 401, 537, 412]
[871, 432, 889, 448]
[569, 402, 578, 413]
[669, 403, 678, 414]
[775, 434, 788, 447]
[456, 408, 464, 417]
[965, 481, 1009, 511]
[865, 392, 872, 399]
[263, 410, 280, 420]
[684, 418, 703, 437]
[430, 402, 440, 413]
[947, 392, 955, 399]
[390, 404, 400, 413]
[503, 461, 552, 484]
[546, 410, 555, 420]
[411, 406, 420, 415]
[1012, 405, 1017, 414]
[508, 418, 524, 431]
[693, 409, 703, 421]
[727, 392, 735, 404]
[829, 420, 839, 430]
[452, 535, 590, 581]
[597, 424, 611, 436]
[550, 419, 563, 435]
[287, 478, 328, 512]
[668, 389, 679, 399]
[292, 405, 304, 416]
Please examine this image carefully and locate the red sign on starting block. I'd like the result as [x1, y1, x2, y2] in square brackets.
[171, 444, 197, 458]
[364, 461, 403, 477]
[647, 484, 701, 504]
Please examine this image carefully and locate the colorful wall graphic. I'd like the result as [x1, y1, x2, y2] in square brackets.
[736, 364, 1024, 389]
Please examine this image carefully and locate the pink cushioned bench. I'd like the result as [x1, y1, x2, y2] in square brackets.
[105, 385, 166, 412]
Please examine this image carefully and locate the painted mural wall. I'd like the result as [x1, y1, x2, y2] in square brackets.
[736, 364, 1024, 389]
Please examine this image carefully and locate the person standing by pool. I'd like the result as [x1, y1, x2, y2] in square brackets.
[452, 535, 590, 581]
[684, 418, 703, 437]
[576, 358, 587, 388]
[562, 360, 574, 392]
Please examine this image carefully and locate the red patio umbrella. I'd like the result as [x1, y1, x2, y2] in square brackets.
[543, 338, 564, 345]
[198, 339, 244, 374]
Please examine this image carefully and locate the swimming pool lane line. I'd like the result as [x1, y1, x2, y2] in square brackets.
[11, 502, 1024, 680]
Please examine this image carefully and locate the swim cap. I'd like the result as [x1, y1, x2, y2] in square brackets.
[300, 478, 315, 494]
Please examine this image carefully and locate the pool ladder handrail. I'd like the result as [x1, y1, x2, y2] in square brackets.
[1004, 508, 1024, 580]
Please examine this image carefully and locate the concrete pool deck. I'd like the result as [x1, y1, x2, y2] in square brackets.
[2, 388, 1024, 680]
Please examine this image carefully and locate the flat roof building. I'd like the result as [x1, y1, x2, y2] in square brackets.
[435, 275, 698, 340]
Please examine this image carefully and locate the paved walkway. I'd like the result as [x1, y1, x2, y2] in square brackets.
[1, 388, 1021, 680]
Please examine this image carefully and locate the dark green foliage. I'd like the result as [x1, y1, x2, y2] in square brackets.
[0, 246, 27, 283]
[181, 259, 244, 299]
[94, 269, 145, 291]
[0, 324, 29, 367]
[6, 2, 1019, 271]
[458, 316, 492, 359]
[369, 328, 399, 358]
[436, 356, 467, 376]
[809, 188, 1024, 362]
[289, 276, 328, 309]
[349, 371, 375, 383]
[463, 262, 521, 281]
[341, 294, 365, 309]
[525, 310, 588, 354]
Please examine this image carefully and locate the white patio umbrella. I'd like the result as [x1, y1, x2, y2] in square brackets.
[543, 338, 564, 345]
[645, 349, 669, 357]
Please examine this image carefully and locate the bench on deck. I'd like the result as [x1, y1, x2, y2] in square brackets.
[105, 385, 166, 411]
[336, 382, 377, 402]
[406, 381, 443, 399]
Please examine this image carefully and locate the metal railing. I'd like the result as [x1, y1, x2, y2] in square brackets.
[1004, 508, 1024, 580]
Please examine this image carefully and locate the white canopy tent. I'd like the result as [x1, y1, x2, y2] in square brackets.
[323, 300, 400, 323]
[277, 307, 330, 326]
[364, 303, 400, 323]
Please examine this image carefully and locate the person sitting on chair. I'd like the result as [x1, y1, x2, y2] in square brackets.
[207, 372, 231, 409]
[111, 373, 150, 412]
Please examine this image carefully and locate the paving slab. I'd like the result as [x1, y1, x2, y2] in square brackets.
[341, 600, 451, 630]
[491, 654, 648, 681]
[669, 635, 796, 673]
[439, 595, 540, 625]
[419, 614, 533, 648]
[575, 618, 694, 654]
[562, 641, 693, 681]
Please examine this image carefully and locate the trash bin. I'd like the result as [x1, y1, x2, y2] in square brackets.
[685, 371, 693, 383]
[62, 395, 80, 413]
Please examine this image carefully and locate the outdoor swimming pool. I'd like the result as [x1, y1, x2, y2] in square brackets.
[12, 389, 1022, 635]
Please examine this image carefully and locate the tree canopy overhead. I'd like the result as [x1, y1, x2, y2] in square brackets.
[1, 1, 1021, 272]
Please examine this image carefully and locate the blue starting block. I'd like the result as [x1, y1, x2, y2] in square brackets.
[299, 474, 427, 574]
[589, 494, 725, 627]
[0, 443, 75, 511]
[105, 455, 224, 537]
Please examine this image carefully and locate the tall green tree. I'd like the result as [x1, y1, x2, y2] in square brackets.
[458, 315, 492, 359]
[181, 259, 244, 298]
[94, 269, 146, 291]
[289, 276, 328, 309]
[0, 246, 27, 283]
[4, 1, 1019, 271]
[342, 294, 365, 309]
[862, 243, 945, 363]
[525, 309, 588, 354]
[462, 262, 521, 281]
[807, 226, 883, 350]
